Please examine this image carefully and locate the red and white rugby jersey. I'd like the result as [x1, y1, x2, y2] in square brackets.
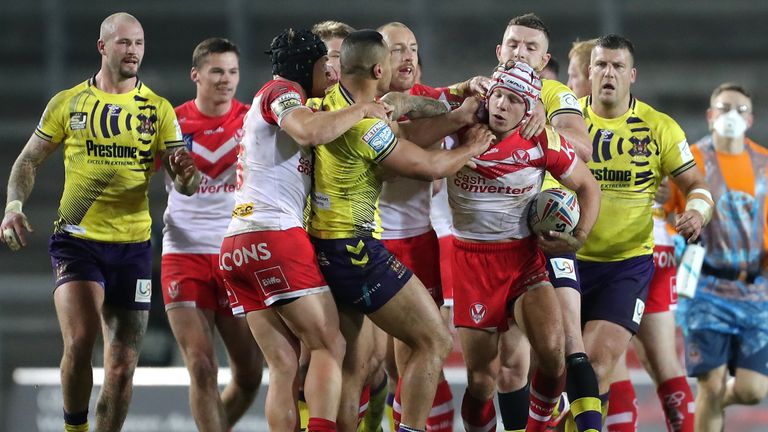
[430, 178, 453, 238]
[226, 78, 313, 236]
[448, 127, 578, 241]
[162, 99, 248, 254]
[380, 83, 465, 239]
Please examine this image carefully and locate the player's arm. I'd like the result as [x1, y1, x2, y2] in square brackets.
[670, 167, 712, 243]
[396, 96, 480, 147]
[539, 160, 601, 254]
[380, 92, 449, 121]
[380, 124, 493, 181]
[162, 147, 201, 196]
[549, 112, 591, 162]
[281, 102, 390, 147]
[2, 134, 60, 250]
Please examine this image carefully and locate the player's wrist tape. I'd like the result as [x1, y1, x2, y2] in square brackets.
[4, 200, 22, 214]
[685, 188, 714, 224]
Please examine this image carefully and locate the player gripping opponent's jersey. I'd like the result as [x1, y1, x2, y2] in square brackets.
[220, 78, 330, 314]
[161, 99, 248, 313]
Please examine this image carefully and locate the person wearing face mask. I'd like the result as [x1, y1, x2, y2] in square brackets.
[669, 83, 768, 432]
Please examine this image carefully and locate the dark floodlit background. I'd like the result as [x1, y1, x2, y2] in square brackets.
[2, 1, 768, 430]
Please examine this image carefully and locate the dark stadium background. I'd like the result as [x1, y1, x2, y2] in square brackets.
[2, 0, 768, 430]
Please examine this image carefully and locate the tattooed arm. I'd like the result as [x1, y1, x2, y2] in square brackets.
[2, 134, 60, 250]
[380, 92, 449, 120]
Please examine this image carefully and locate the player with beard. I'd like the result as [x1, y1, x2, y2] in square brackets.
[1, 13, 199, 432]
[449, 61, 600, 432]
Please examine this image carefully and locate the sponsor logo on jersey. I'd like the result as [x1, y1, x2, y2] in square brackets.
[135, 279, 152, 303]
[550, 257, 577, 281]
[219, 243, 272, 271]
[232, 202, 254, 218]
[255, 266, 290, 297]
[86, 140, 139, 159]
[590, 167, 633, 183]
[453, 172, 535, 195]
[470, 302, 487, 324]
[362, 121, 394, 152]
[559, 92, 581, 110]
[271, 92, 303, 119]
[678, 139, 694, 163]
[204, 126, 225, 135]
[632, 298, 645, 324]
[69, 112, 88, 130]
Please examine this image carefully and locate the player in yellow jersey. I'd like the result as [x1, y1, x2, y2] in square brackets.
[492, 13, 600, 432]
[308, 30, 493, 432]
[572, 34, 712, 431]
[1, 13, 199, 432]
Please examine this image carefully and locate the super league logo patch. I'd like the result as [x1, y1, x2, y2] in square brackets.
[470, 302, 487, 324]
[362, 121, 394, 153]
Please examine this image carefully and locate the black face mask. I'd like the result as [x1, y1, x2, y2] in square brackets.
[267, 29, 328, 97]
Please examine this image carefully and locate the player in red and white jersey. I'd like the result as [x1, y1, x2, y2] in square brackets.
[160, 38, 263, 432]
[218, 28, 390, 432]
[449, 62, 600, 432]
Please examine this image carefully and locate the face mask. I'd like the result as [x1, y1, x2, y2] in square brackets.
[713, 109, 747, 138]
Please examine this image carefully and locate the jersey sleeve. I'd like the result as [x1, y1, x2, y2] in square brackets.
[540, 127, 578, 180]
[261, 83, 309, 126]
[657, 114, 696, 178]
[34, 90, 70, 143]
[156, 98, 185, 151]
[352, 119, 398, 163]
[541, 79, 583, 122]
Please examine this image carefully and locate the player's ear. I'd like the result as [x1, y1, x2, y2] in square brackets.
[190, 67, 199, 83]
[629, 67, 637, 84]
[97, 39, 106, 56]
[372, 63, 383, 80]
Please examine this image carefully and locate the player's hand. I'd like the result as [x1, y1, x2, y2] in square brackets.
[466, 75, 492, 96]
[519, 100, 546, 139]
[654, 177, 670, 204]
[536, 229, 586, 255]
[1, 207, 33, 251]
[360, 100, 392, 121]
[676, 210, 704, 243]
[462, 124, 494, 157]
[169, 148, 198, 185]
[451, 96, 482, 126]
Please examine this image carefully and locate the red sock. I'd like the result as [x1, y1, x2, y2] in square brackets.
[461, 389, 496, 432]
[657, 376, 695, 432]
[307, 417, 336, 432]
[393, 378, 403, 429]
[526, 369, 565, 432]
[426, 378, 454, 432]
[606, 380, 637, 432]
[359, 384, 371, 426]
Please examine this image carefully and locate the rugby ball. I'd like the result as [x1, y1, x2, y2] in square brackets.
[528, 188, 580, 235]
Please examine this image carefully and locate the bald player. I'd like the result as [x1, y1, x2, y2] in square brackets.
[1, 12, 198, 432]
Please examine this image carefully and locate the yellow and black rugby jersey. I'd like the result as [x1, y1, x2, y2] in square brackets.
[540, 79, 582, 191]
[307, 83, 398, 240]
[35, 77, 184, 242]
[578, 95, 696, 262]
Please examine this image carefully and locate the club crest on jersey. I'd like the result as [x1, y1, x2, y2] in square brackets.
[167, 281, 180, 299]
[69, 112, 88, 130]
[234, 128, 245, 144]
[470, 302, 487, 324]
[629, 135, 652, 158]
[511, 148, 530, 164]
[135, 113, 157, 135]
[362, 121, 394, 152]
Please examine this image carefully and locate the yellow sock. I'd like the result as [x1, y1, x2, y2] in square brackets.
[299, 398, 309, 431]
[386, 402, 395, 432]
[64, 422, 89, 432]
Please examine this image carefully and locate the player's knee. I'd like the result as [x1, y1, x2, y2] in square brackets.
[231, 366, 262, 392]
[187, 353, 218, 386]
[734, 381, 768, 405]
[265, 345, 299, 376]
[62, 337, 95, 365]
[697, 373, 726, 400]
[103, 361, 137, 389]
[467, 368, 497, 400]
[429, 325, 453, 360]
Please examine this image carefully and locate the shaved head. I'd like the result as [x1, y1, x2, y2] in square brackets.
[99, 12, 141, 40]
[340, 29, 389, 76]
